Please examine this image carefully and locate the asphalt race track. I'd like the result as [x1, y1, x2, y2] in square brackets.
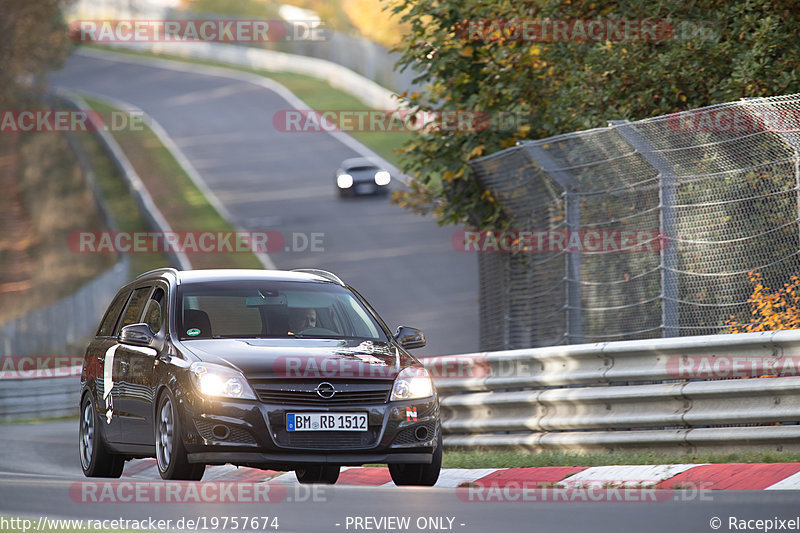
[49, 49, 477, 358]
[2, 421, 800, 533]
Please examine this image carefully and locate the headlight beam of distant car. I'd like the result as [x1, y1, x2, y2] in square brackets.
[337, 173, 354, 189]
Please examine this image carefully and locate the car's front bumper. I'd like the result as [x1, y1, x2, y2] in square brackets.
[339, 181, 390, 195]
[179, 393, 440, 468]
[187, 451, 432, 466]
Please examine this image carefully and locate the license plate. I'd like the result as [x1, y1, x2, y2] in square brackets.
[355, 183, 375, 194]
[287, 412, 367, 431]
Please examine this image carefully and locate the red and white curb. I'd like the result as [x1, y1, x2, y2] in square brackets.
[123, 460, 800, 489]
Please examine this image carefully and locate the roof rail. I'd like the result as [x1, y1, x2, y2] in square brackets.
[291, 269, 345, 285]
[135, 267, 180, 280]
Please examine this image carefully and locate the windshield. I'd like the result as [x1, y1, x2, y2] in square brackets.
[177, 280, 388, 341]
[347, 166, 379, 177]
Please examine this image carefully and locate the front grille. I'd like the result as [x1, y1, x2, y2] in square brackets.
[252, 380, 391, 406]
[285, 431, 375, 449]
[257, 389, 389, 404]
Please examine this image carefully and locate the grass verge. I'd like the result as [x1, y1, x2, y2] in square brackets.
[0, 414, 78, 426]
[82, 97, 263, 270]
[71, 121, 171, 276]
[443, 449, 800, 468]
[82, 44, 411, 167]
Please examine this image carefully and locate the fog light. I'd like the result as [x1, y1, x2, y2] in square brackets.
[212, 425, 230, 440]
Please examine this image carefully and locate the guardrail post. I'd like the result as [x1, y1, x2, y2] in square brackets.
[522, 144, 583, 344]
[611, 121, 679, 337]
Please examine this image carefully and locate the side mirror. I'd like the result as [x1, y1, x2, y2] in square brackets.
[120, 323, 155, 347]
[394, 326, 426, 349]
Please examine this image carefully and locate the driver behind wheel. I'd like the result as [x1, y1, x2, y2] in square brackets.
[288, 307, 317, 334]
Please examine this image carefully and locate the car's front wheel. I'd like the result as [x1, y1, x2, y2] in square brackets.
[295, 464, 340, 484]
[389, 431, 442, 486]
[79, 394, 124, 478]
[155, 389, 205, 481]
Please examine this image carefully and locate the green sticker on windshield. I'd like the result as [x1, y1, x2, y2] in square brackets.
[187, 328, 201, 337]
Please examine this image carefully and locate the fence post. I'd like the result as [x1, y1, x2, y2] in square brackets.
[521, 144, 583, 344]
[611, 120, 679, 337]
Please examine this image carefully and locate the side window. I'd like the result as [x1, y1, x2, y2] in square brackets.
[97, 290, 132, 337]
[117, 287, 153, 333]
[143, 287, 165, 334]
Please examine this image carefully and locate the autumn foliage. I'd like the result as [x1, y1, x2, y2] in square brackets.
[0, 0, 72, 108]
[727, 271, 800, 333]
[388, 0, 800, 228]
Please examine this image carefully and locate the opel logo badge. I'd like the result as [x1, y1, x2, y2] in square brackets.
[316, 382, 336, 399]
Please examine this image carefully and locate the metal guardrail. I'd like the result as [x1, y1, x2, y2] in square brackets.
[4, 326, 799, 449]
[0, 367, 82, 422]
[66, 0, 418, 105]
[424, 329, 800, 453]
[0, 261, 128, 358]
[106, 40, 400, 111]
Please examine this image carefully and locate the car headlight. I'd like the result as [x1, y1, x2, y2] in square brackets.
[374, 170, 391, 186]
[337, 173, 353, 188]
[391, 367, 434, 401]
[190, 362, 256, 400]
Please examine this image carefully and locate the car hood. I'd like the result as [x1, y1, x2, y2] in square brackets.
[178, 338, 416, 380]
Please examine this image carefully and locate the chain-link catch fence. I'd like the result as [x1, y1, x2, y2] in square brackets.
[470, 95, 800, 351]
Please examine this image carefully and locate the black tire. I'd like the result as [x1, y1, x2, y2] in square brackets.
[389, 430, 442, 487]
[79, 394, 124, 478]
[155, 389, 205, 481]
[295, 464, 340, 484]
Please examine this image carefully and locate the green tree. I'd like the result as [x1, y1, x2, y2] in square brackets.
[389, 0, 800, 228]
